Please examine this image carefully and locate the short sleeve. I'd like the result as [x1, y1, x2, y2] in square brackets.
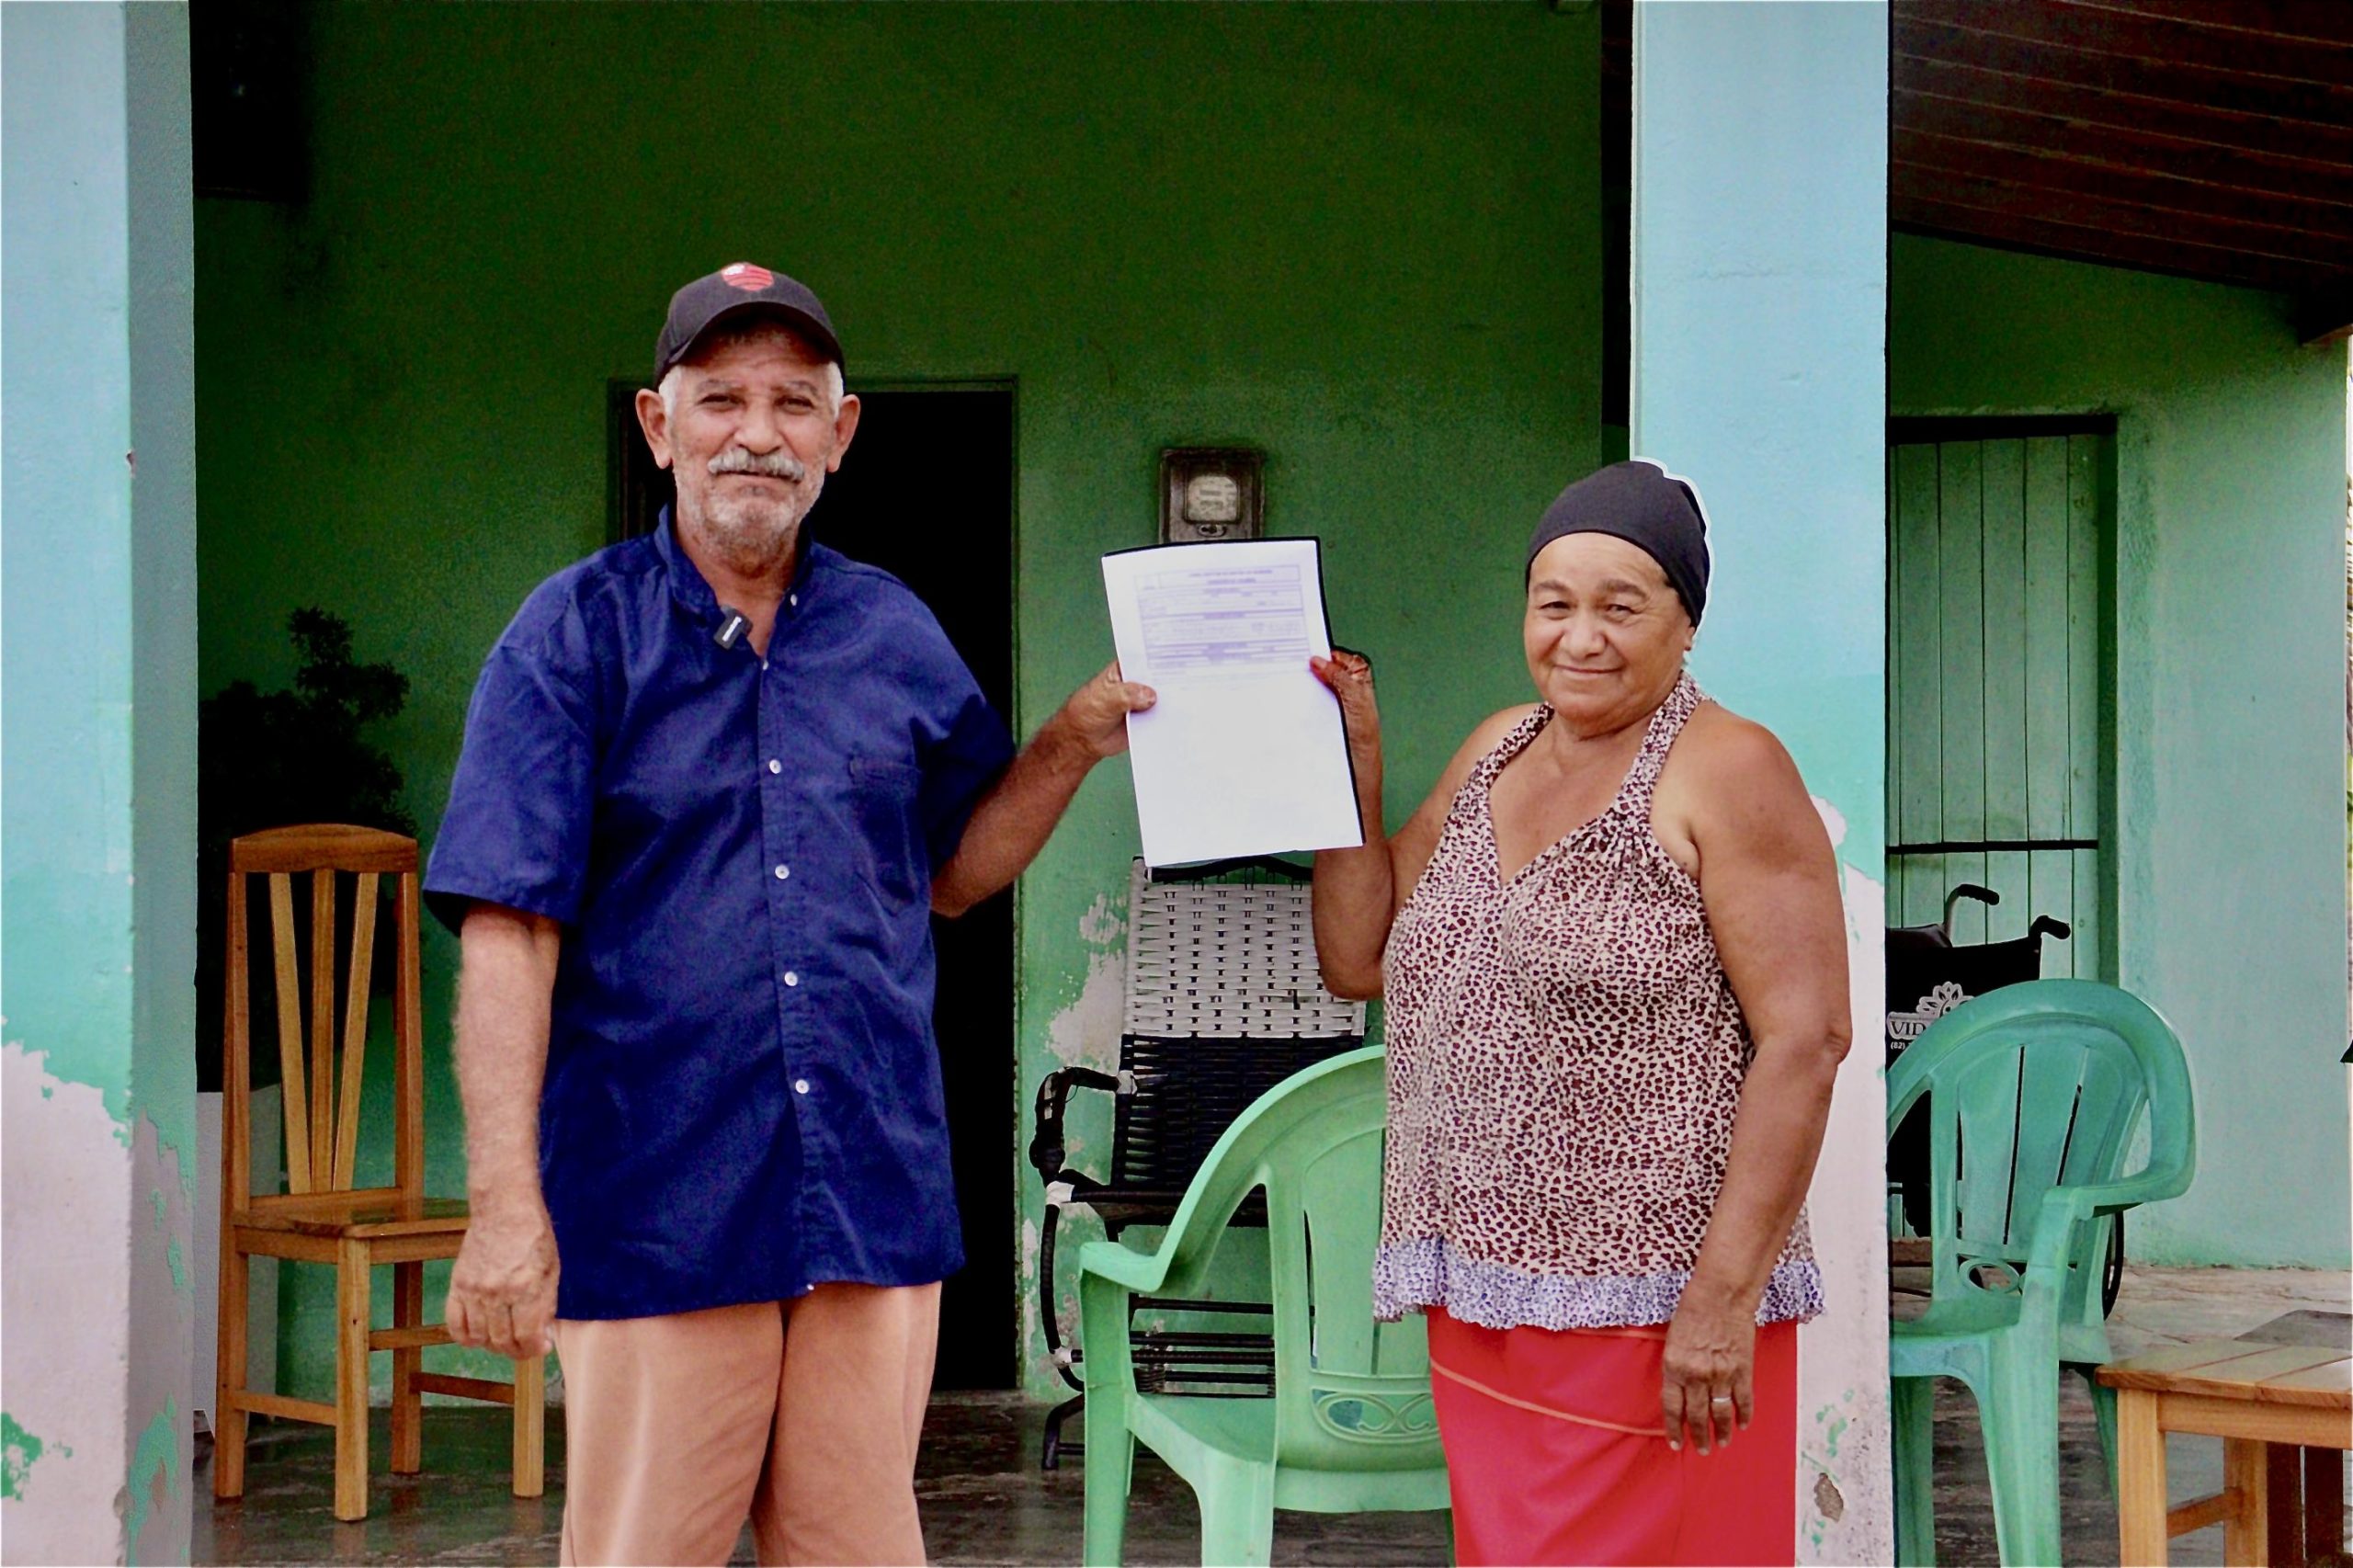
[423, 639, 599, 935]
[917, 680, 1016, 872]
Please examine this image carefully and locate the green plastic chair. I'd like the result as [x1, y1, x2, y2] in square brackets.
[1077, 1044, 1450, 1565]
[1887, 979, 2195, 1565]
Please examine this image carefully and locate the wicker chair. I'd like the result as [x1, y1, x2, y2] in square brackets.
[1027, 857, 1366, 1469]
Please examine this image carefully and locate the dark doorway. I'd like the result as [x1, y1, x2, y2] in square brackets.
[809, 387, 1018, 1391]
[605, 382, 1020, 1388]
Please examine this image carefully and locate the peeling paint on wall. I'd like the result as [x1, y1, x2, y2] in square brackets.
[128, 1114, 196, 1563]
[1020, 898, 1131, 1392]
[1051, 949, 1126, 1081]
[0, 1415, 45, 1501]
[123, 1400, 182, 1566]
[2, 1043, 137, 1565]
[1074, 892, 1124, 951]
[1793, 854, 1896, 1562]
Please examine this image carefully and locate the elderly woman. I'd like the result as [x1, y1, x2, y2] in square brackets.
[1310, 460, 1850, 1566]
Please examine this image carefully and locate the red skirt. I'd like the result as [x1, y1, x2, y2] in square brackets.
[1427, 1308, 1798, 1567]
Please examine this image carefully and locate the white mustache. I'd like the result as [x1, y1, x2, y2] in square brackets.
[709, 448, 807, 481]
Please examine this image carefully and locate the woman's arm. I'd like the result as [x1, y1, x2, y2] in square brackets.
[1308, 650, 1529, 998]
[1655, 708, 1852, 1453]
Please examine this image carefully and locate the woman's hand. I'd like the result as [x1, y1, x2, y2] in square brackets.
[1309, 647, 1382, 776]
[1661, 1290, 1755, 1454]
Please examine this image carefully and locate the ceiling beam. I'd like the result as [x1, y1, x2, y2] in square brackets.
[1891, 197, 2337, 296]
[1901, 0, 2353, 89]
[1893, 127, 2353, 243]
[1894, 15, 2353, 131]
[1893, 51, 2353, 166]
[1891, 159, 2353, 270]
[2067, 0, 2353, 51]
[1899, 89, 2353, 202]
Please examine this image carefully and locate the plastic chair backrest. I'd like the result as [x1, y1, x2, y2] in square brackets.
[1886, 980, 2193, 1321]
[1150, 1045, 1437, 1473]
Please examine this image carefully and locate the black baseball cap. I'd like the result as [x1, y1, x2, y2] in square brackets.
[654, 262, 844, 381]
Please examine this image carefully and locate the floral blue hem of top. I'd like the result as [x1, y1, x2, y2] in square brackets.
[1372, 1236, 1825, 1332]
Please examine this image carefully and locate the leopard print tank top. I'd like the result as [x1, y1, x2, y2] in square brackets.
[1372, 674, 1823, 1330]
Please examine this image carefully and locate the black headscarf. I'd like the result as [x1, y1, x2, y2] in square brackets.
[1524, 460, 1711, 626]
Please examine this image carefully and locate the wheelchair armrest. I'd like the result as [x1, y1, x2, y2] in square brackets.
[1028, 1066, 1126, 1182]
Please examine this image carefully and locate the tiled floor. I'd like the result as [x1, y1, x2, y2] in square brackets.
[194, 1267, 2349, 1565]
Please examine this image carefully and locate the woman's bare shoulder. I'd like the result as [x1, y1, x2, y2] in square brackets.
[1412, 704, 1543, 824]
[1448, 703, 1541, 774]
[1465, 703, 1543, 756]
[1661, 700, 1811, 803]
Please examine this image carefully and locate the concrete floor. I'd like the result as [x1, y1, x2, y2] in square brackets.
[194, 1268, 2349, 1566]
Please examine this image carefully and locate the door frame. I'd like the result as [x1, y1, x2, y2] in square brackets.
[835, 376, 1027, 1387]
[1884, 413, 2120, 979]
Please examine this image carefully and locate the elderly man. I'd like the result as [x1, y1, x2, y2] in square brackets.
[424, 263, 1151, 1566]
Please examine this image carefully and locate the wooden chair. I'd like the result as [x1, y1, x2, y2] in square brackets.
[211, 824, 544, 1521]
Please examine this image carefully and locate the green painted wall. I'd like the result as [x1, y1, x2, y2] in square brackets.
[1890, 233, 2351, 1268]
[195, 1, 1603, 1397]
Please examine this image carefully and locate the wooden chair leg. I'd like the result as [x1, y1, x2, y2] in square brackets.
[512, 1352, 546, 1499]
[213, 1243, 250, 1499]
[2117, 1388, 2169, 1567]
[391, 1260, 424, 1475]
[335, 1239, 372, 1521]
[2224, 1438, 2272, 1568]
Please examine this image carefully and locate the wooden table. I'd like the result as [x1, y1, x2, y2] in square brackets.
[2240, 1314, 2353, 1568]
[2099, 1335, 2352, 1565]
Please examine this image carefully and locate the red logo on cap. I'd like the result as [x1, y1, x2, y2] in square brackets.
[720, 262, 774, 291]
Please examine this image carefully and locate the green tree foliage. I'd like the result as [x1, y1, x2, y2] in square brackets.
[197, 610, 414, 1092]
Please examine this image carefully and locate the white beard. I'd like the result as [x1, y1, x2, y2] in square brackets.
[682, 472, 826, 577]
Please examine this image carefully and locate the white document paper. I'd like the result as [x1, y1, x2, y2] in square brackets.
[1101, 539, 1365, 867]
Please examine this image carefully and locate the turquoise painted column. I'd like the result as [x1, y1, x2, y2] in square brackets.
[1, 5, 199, 1562]
[1631, 4, 1890, 1560]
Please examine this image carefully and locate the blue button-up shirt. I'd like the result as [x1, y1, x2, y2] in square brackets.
[424, 515, 1015, 1320]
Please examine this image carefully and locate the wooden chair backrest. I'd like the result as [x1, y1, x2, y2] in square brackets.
[222, 824, 423, 1215]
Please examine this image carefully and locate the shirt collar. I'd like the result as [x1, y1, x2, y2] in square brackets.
[655, 506, 824, 624]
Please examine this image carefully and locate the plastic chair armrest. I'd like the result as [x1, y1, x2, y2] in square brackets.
[2053, 1166, 2192, 1221]
[2023, 1170, 2188, 1277]
[1075, 1236, 1170, 1295]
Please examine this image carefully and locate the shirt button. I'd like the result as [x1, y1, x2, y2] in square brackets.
[783, 971, 800, 987]
[793, 1078, 812, 1096]
[767, 759, 782, 775]
[774, 864, 790, 880]
[790, 593, 799, 608]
